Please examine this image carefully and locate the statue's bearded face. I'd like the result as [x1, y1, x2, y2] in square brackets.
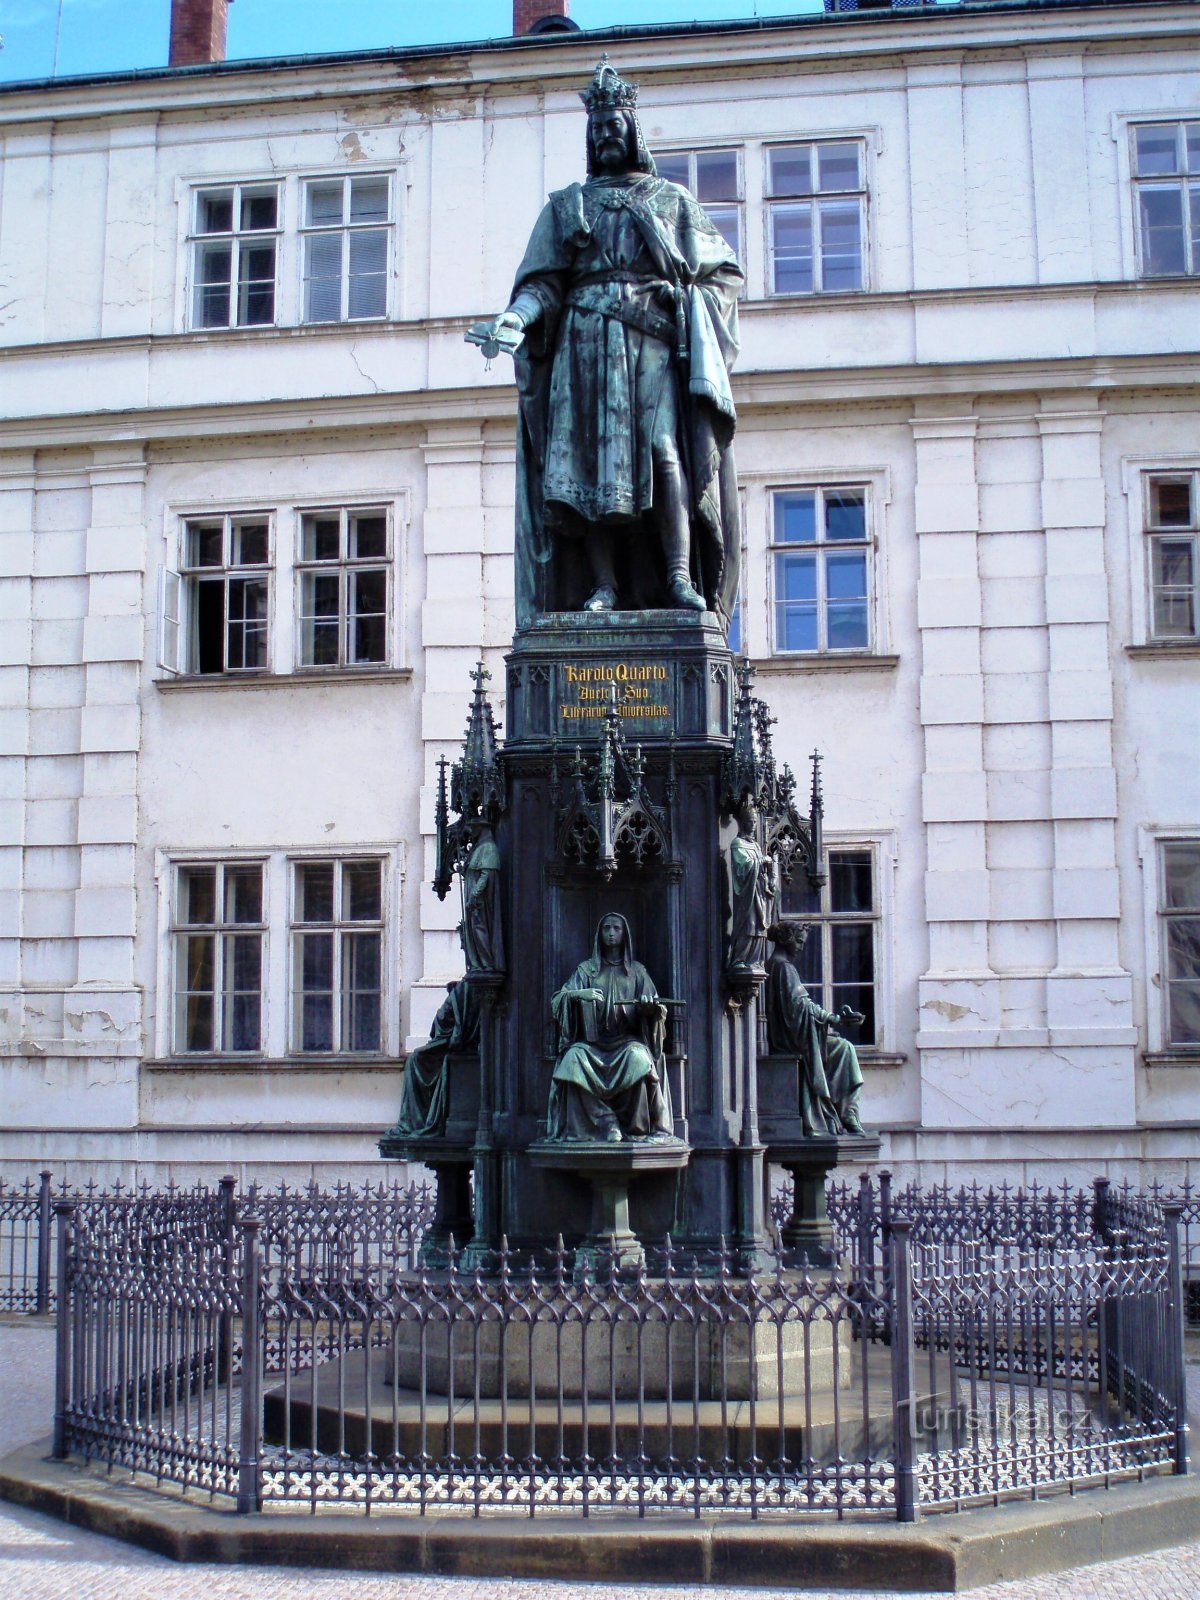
[589, 108, 634, 173]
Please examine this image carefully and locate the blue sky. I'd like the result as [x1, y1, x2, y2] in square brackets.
[0, 1, 834, 85]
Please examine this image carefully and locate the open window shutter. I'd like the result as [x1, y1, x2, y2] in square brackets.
[157, 566, 183, 674]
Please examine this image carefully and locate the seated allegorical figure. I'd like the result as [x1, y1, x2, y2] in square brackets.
[386, 976, 479, 1140]
[547, 913, 673, 1143]
[764, 921, 866, 1137]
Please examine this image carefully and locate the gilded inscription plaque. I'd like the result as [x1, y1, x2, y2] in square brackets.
[559, 660, 671, 731]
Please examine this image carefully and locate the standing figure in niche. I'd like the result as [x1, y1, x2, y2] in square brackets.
[764, 921, 865, 1137]
[460, 820, 504, 974]
[725, 793, 777, 973]
[548, 913, 673, 1142]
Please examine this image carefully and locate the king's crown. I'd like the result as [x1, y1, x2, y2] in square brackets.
[580, 55, 639, 113]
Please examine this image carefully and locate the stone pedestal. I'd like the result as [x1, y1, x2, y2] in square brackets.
[527, 1136, 690, 1277]
[771, 1134, 883, 1267]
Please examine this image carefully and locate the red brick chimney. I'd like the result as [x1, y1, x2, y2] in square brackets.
[514, 1, 572, 35]
[169, 0, 232, 67]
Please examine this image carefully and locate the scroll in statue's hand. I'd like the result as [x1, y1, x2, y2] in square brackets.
[465, 313, 526, 361]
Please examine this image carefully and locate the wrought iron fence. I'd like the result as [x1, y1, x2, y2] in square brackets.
[44, 1173, 1190, 1523]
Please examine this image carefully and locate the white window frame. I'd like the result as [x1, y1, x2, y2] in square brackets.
[299, 172, 394, 324]
[294, 503, 395, 671]
[174, 512, 274, 676]
[1138, 829, 1200, 1058]
[289, 856, 388, 1056]
[764, 137, 869, 297]
[178, 169, 401, 334]
[152, 846, 404, 1062]
[768, 481, 875, 656]
[1128, 118, 1200, 280]
[186, 181, 282, 331]
[156, 492, 409, 680]
[168, 857, 269, 1057]
[1143, 469, 1200, 643]
[1121, 457, 1200, 649]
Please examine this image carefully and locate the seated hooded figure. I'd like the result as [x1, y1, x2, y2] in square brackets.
[387, 977, 479, 1140]
[764, 921, 865, 1138]
[548, 913, 673, 1143]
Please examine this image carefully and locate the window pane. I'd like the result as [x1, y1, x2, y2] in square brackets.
[830, 851, 873, 913]
[695, 149, 739, 201]
[351, 514, 388, 559]
[1168, 979, 1200, 1044]
[826, 550, 867, 601]
[304, 233, 343, 323]
[184, 991, 214, 1053]
[1167, 918, 1200, 979]
[237, 242, 276, 324]
[817, 142, 860, 193]
[1191, 183, 1200, 270]
[1135, 123, 1180, 177]
[232, 522, 269, 565]
[301, 992, 334, 1052]
[226, 578, 269, 670]
[1149, 477, 1194, 527]
[771, 203, 814, 294]
[776, 602, 818, 653]
[227, 993, 261, 1053]
[1164, 842, 1200, 909]
[302, 572, 341, 618]
[347, 240, 388, 318]
[180, 865, 216, 925]
[306, 181, 345, 227]
[1139, 186, 1187, 275]
[727, 591, 743, 655]
[825, 488, 866, 541]
[655, 152, 690, 188]
[302, 516, 341, 562]
[774, 491, 816, 545]
[193, 578, 226, 674]
[831, 922, 873, 984]
[768, 145, 812, 198]
[296, 862, 335, 923]
[348, 227, 388, 275]
[818, 198, 863, 291]
[1188, 123, 1200, 172]
[194, 241, 232, 328]
[348, 993, 382, 1053]
[343, 933, 382, 1051]
[826, 602, 869, 650]
[300, 930, 335, 989]
[343, 860, 382, 921]
[350, 569, 387, 663]
[241, 190, 278, 231]
[184, 932, 214, 993]
[225, 864, 263, 924]
[197, 191, 233, 234]
[777, 550, 816, 602]
[781, 875, 820, 917]
[226, 931, 262, 991]
[1151, 538, 1196, 638]
[349, 177, 389, 222]
[188, 523, 224, 568]
[301, 616, 340, 667]
[795, 929, 822, 991]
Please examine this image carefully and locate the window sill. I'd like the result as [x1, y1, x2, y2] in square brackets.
[156, 668, 413, 691]
[860, 1051, 905, 1069]
[1126, 643, 1200, 660]
[1143, 1051, 1200, 1069]
[143, 1056, 404, 1073]
[750, 653, 899, 674]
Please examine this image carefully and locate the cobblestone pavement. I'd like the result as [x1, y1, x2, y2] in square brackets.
[1, 1321, 1198, 1600]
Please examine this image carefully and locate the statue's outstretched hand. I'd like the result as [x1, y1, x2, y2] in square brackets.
[838, 1007, 866, 1029]
[574, 988, 605, 1004]
[465, 310, 526, 360]
[638, 998, 668, 1024]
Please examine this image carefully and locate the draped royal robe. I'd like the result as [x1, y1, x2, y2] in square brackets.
[388, 978, 479, 1140]
[726, 831, 776, 972]
[764, 947, 864, 1138]
[509, 172, 744, 625]
[547, 914, 672, 1141]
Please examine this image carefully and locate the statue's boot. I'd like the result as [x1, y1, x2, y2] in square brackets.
[585, 584, 617, 612]
[667, 572, 706, 611]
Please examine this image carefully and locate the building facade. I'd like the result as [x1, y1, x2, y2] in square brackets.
[1, 1, 1198, 1190]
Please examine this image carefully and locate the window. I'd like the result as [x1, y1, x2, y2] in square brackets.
[172, 862, 265, 1054]
[292, 859, 384, 1053]
[771, 486, 870, 653]
[1131, 121, 1200, 278]
[781, 848, 878, 1047]
[301, 175, 391, 323]
[189, 184, 279, 329]
[766, 141, 866, 294]
[653, 147, 743, 259]
[180, 515, 271, 674]
[1144, 472, 1200, 641]
[297, 507, 390, 668]
[1161, 841, 1200, 1047]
